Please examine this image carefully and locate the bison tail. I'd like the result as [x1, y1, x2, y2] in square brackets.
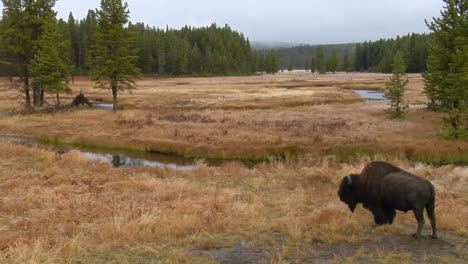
[425, 183, 437, 239]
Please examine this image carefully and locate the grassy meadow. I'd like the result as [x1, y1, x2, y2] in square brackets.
[0, 71, 467, 263]
[1, 72, 466, 164]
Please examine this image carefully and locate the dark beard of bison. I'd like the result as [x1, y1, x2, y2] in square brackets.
[370, 207, 396, 225]
[338, 174, 397, 226]
[338, 174, 358, 212]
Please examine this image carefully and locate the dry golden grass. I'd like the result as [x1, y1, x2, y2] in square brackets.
[0, 143, 466, 263]
[0, 72, 465, 163]
[0, 72, 466, 262]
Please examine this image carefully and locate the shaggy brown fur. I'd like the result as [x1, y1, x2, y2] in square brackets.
[338, 161, 437, 238]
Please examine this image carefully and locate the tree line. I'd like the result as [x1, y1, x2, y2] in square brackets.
[0, 11, 260, 78]
[0, 0, 279, 110]
[274, 33, 432, 74]
[353, 33, 432, 73]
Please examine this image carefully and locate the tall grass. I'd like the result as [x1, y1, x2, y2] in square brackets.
[0, 143, 466, 263]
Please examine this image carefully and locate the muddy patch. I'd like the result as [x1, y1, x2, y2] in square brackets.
[193, 229, 466, 264]
[310, 233, 465, 263]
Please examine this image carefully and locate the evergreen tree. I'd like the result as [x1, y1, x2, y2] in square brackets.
[385, 52, 409, 118]
[342, 52, 351, 72]
[265, 50, 280, 74]
[67, 13, 80, 74]
[327, 49, 339, 73]
[30, 20, 71, 107]
[304, 59, 309, 71]
[190, 43, 202, 74]
[92, 0, 141, 112]
[316, 47, 326, 74]
[1, 0, 57, 108]
[423, 0, 468, 134]
[310, 57, 316, 73]
[287, 63, 293, 72]
[354, 43, 362, 71]
[360, 41, 369, 70]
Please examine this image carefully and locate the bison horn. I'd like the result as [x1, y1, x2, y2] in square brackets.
[346, 174, 352, 184]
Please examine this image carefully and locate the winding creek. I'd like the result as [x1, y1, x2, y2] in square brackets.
[0, 134, 201, 170]
[74, 150, 195, 171]
[0, 91, 389, 170]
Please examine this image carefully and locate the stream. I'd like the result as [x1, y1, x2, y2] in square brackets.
[0, 134, 207, 170]
[352, 89, 387, 101]
[73, 150, 195, 170]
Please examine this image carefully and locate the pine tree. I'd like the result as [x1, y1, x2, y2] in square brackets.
[265, 50, 280, 74]
[190, 43, 202, 74]
[423, 0, 468, 134]
[354, 43, 362, 71]
[341, 52, 350, 72]
[316, 47, 326, 74]
[310, 57, 316, 74]
[91, 0, 141, 112]
[67, 13, 80, 73]
[327, 50, 339, 73]
[287, 63, 293, 72]
[1, 0, 57, 108]
[385, 52, 409, 118]
[304, 59, 309, 72]
[30, 20, 71, 107]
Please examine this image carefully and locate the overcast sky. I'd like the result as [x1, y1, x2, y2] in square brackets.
[2, 0, 444, 45]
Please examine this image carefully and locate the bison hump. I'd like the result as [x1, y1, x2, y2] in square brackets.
[359, 161, 402, 190]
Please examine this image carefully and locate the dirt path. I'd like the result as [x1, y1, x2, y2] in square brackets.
[310, 231, 466, 263]
[194, 228, 467, 263]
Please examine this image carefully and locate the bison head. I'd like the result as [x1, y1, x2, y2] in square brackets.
[338, 174, 359, 212]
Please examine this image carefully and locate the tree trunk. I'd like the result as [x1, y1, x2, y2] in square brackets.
[112, 86, 118, 113]
[33, 83, 39, 106]
[24, 69, 31, 108]
[56, 93, 60, 108]
[40, 87, 44, 106]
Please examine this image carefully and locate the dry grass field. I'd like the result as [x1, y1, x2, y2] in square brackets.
[0, 144, 466, 263]
[0, 72, 467, 263]
[0, 72, 466, 163]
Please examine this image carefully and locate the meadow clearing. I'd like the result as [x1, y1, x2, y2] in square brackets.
[0, 72, 466, 263]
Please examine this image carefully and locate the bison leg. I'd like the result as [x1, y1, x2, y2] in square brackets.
[412, 208, 425, 239]
[426, 202, 437, 239]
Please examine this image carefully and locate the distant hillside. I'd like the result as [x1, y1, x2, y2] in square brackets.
[256, 33, 431, 73]
[251, 41, 297, 50]
[274, 43, 356, 69]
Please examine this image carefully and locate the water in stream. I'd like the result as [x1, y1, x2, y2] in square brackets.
[352, 89, 387, 101]
[75, 150, 195, 170]
[0, 134, 202, 170]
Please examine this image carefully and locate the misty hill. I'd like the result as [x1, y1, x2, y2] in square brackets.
[274, 43, 356, 69]
[259, 32, 431, 73]
[251, 41, 298, 50]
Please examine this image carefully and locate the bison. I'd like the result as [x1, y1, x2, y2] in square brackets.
[338, 161, 437, 239]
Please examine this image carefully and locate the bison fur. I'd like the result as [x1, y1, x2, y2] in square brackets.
[338, 161, 437, 239]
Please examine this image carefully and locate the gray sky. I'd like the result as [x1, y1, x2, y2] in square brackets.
[2, 0, 444, 44]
